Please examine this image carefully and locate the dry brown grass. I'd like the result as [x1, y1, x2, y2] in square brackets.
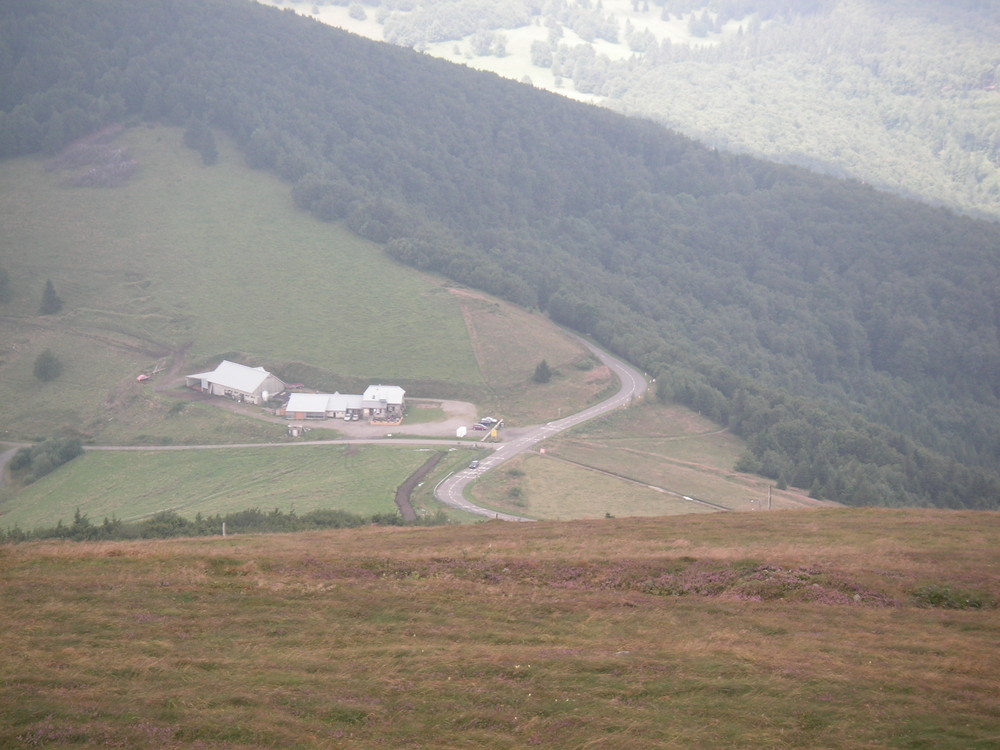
[471, 399, 823, 520]
[471, 452, 718, 520]
[453, 289, 613, 424]
[2, 509, 998, 748]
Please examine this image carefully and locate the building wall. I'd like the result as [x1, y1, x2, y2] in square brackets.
[254, 374, 286, 404]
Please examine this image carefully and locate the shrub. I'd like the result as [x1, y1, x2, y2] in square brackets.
[9, 436, 83, 484]
[33, 349, 62, 381]
[911, 584, 996, 609]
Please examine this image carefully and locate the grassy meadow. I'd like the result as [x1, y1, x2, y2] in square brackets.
[471, 400, 822, 519]
[472, 452, 719, 520]
[451, 289, 611, 426]
[0, 445, 448, 531]
[1, 508, 997, 749]
[0, 124, 481, 442]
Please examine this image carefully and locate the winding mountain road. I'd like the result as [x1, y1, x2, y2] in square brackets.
[434, 336, 648, 521]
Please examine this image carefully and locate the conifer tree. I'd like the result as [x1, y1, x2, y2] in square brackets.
[39, 279, 63, 315]
[533, 359, 552, 383]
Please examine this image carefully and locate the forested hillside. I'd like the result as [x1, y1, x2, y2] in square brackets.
[1, 0, 998, 510]
[615, 0, 1000, 217]
[280, 0, 1000, 219]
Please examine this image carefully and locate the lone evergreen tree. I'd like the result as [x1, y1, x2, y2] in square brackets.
[533, 359, 552, 383]
[39, 279, 63, 315]
[33, 349, 62, 381]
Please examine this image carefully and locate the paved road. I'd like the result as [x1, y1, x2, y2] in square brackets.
[434, 335, 648, 521]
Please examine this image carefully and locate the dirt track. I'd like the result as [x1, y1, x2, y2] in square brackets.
[394, 451, 446, 521]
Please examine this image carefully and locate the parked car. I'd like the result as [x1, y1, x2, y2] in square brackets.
[473, 423, 488, 430]
[468, 460, 480, 469]
[479, 417, 498, 425]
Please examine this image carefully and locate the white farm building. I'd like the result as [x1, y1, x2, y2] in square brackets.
[284, 392, 364, 420]
[284, 384, 405, 422]
[185, 360, 286, 405]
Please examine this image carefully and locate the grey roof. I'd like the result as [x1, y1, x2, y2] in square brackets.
[285, 393, 337, 414]
[286, 392, 365, 414]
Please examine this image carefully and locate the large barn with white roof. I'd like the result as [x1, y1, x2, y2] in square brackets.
[184, 360, 286, 405]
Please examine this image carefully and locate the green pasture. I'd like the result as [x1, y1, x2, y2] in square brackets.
[539, 442, 756, 511]
[93, 400, 300, 446]
[0, 444, 433, 531]
[0, 125, 481, 441]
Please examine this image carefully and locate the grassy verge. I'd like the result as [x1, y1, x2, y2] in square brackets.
[400, 403, 446, 425]
[408, 447, 491, 523]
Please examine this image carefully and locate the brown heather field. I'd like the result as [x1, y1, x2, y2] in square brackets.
[2, 508, 998, 749]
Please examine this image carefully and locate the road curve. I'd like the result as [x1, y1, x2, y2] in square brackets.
[434, 334, 648, 521]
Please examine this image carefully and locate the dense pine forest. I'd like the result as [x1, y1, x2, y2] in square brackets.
[1, 0, 998, 509]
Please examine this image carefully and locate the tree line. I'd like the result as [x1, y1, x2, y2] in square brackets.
[0, 506, 450, 544]
[1, 0, 998, 509]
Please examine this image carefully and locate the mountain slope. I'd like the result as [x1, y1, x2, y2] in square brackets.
[2, 509, 998, 748]
[1, 0, 998, 509]
[278, 0, 1000, 219]
[0, 125, 478, 442]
